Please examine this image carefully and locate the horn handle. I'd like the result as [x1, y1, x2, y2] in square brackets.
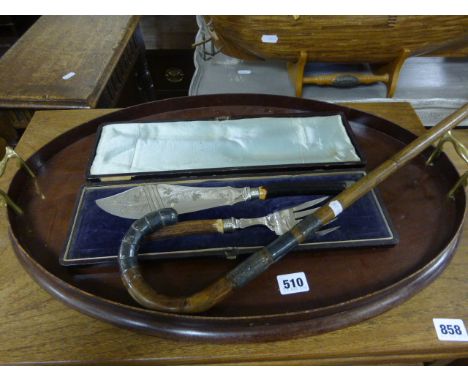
[145, 218, 224, 240]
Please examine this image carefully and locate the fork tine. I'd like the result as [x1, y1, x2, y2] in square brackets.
[293, 206, 319, 219]
[291, 196, 328, 212]
[315, 226, 340, 237]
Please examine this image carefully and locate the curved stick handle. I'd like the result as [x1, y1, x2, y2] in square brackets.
[118, 208, 323, 313]
[118, 209, 236, 313]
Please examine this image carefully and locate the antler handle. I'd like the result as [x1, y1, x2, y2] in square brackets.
[146, 218, 224, 240]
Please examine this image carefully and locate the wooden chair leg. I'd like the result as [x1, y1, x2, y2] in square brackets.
[287, 50, 308, 97]
[373, 48, 411, 98]
[0, 112, 18, 146]
[134, 26, 156, 102]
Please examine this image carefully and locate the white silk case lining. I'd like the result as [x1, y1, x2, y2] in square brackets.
[90, 115, 361, 175]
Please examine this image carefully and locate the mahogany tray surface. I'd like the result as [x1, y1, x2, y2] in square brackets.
[7, 94, 466, 342]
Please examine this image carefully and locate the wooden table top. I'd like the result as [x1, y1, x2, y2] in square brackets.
[0, 16, 139, 109]
[0, 102, 467, 365]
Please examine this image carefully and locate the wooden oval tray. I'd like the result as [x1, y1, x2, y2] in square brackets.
[7, 94, 466, 342]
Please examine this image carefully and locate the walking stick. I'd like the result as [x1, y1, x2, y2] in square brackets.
[118, 104, 468, 313]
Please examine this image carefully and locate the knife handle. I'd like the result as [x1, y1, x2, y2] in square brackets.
[146, 219, 225, 240]
[259, 181, 349, 199]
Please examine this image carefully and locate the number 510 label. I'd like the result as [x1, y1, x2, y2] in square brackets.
[433, 318, 468, 341]
[276, 272, 309, 295]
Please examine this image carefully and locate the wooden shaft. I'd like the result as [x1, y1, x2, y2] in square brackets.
[314, 103, 468, 225]
[146, 219, 224, 240]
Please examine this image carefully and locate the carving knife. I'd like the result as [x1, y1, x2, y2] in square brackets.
[95, 181, 351, 219]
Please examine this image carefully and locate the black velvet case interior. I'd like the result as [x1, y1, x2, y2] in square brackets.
[61, 171, 398, 266]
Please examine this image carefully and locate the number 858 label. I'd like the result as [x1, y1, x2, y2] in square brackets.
[433, 318, 468, 341]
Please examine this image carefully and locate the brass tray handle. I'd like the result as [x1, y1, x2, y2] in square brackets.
[0, 137, 45, 215]
[426, 129, 468, 199]
[118, 104, 468, 314]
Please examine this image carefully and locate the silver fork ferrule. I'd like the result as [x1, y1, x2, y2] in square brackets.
[248, 187, 261, 200]
[223, 217, 239, 233]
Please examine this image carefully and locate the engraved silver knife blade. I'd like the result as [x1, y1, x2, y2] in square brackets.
[96, 184, 257, 219]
